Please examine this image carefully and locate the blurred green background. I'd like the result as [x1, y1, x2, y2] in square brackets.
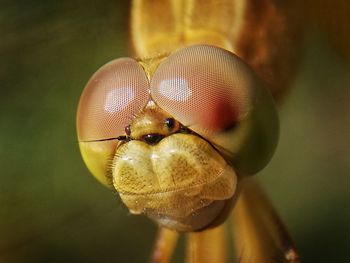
[1, 1, 349, 262]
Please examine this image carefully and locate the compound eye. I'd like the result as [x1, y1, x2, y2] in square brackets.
[77, 58, 150, 186]
[150, 45, 252, 136]
[77, 58, 149, 142]
[151, 45, 279, 175]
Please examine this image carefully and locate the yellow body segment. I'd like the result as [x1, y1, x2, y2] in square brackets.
[131, 0, 245, 57]
[131, 0, 302, 99]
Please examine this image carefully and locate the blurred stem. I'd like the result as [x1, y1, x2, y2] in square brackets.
[231, 178, 299, 262]
[150, 227, 179, 263]
[185, 224, 227, 263]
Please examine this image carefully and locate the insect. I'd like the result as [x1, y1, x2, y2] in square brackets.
[76, 0, 350, 262]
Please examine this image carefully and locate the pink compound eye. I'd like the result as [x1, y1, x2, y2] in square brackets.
[150, 45, 252, 135]
[77, 58, 150, 142]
